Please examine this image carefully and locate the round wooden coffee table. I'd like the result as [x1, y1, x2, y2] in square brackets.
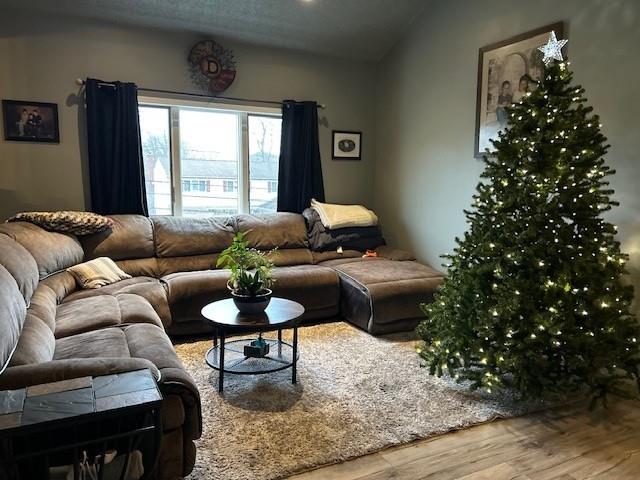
[201, 298, 305, 392]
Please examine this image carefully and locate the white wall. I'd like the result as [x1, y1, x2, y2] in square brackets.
[374, 0, 640, 310]
[0, 12, 377, 220]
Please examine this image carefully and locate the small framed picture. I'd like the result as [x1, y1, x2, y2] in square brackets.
[2, 99, 60, 143]
[332, 130, 362, 160]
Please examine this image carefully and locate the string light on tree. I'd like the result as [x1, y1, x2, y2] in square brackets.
[417, 32, 639, 405]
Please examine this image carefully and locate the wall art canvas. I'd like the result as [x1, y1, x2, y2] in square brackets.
[474, 22, 564, 157]
[2, 99, 59, 143]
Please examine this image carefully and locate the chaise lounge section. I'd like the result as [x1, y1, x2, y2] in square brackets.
[0, 211, 443, 478]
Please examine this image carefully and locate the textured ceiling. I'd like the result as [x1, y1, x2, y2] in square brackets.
[1, 0, 427, 60]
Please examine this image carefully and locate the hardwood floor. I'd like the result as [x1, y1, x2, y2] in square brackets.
[287, 398, 640, 480]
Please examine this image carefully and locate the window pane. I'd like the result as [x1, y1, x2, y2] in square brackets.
[139, 106, 172, 215]
[179, 109, 239, 216]
[248, 115, 281, 214]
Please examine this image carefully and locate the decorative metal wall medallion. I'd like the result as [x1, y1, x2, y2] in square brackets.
[188, 40, 237, 93]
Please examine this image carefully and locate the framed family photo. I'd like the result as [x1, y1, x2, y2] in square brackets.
[332, 130, 362, 160]
[2, 99, 60, 143]
[474, 22, 565, 157]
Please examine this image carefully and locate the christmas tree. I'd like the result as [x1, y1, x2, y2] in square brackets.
[417, 33, 640, 405]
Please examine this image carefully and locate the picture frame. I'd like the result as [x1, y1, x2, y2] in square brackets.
[332, 130, 362, 160]
[474, 22, 565, 157]
[2, 99, 60, 143]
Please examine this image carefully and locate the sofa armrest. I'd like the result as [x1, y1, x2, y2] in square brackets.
[0, 358, 160, 391]
[156, 366, 202, 440]
[375, 245, 416, 261]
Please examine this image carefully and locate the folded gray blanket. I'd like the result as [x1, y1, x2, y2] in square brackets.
[302, 208, 385, 252]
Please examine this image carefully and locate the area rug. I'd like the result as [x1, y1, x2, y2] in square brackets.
[176, 322, 548, 480]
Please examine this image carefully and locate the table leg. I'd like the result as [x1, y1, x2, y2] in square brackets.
[278, 329, 282, 357]
[213, 326, 218, 348]
[218, 330, 225, 393]
[292, 326, 298, 384]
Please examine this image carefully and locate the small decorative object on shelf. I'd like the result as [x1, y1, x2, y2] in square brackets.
[188, 39, 237, 94]
[216, 232, 276, 314]
[244, 335, 270, 358]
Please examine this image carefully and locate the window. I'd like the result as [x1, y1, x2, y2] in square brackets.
[222, 180, 237, 193]
[249, 115, 281, 214]
[139, 101, 281, 216]
[139, 106, 172, 215]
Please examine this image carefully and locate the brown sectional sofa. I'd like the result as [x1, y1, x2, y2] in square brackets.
[0, 212, 443, 478]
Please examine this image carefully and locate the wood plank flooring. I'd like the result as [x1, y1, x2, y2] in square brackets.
[287, 398, 640, 480]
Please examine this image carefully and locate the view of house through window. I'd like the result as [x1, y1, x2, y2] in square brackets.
[248, 115, 281, 214]
[139, 106, 172, 215]
[139, 102, 281, 216]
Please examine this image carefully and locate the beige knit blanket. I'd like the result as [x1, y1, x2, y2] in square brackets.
[310, 199, 378, 229]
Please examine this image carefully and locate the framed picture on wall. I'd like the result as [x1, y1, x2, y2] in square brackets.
[2, 99, 60, 143]
[474, 22, 565, 157]
[332, 130, 362, 160]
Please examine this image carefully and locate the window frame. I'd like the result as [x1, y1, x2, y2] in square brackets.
[139, 96, 281, 216]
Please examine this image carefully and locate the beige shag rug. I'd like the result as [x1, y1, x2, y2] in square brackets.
[175, 322, 545, 480]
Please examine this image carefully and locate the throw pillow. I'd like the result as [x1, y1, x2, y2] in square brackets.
[7, 211, 113, 235]
[67, 257, 131, 289]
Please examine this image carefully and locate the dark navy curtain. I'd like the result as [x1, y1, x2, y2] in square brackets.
[277, 100, 325, 213]
[85, 78, 148, 215]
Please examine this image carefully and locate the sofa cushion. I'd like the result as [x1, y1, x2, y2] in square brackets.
[271, 249, 313, 266]
[270, 265, 340, 312]
[28, 285, 58, 331]
[80, 215, 155, 261]
[67, 257, 132, 289]
[0, 222, 84, 279]
[156, 255, 217, 277]
[55, 296, 122, 338]
[54, 327, 131, 360]
[163, 270, 230, 307]
[0, 265, 27, 373]
[0, 233, 39, 304]
[123, 323, 185, 372]
[61, 277, 172, 328]
[152, 216, 235, 258]
[375, 245, 416, 261]
[235, 213, 308, 249]
[8, 313, 56, 366]
[331, 258, 442, 285]
[116, 258, 160, 278]
[55, 293, 164, 340]
[39, 271, 78, 303]
[116, 293, 164, 329]
[328, 259, 444, 334]
[162, 264, 340, 332]
[311, 250, 362, 264]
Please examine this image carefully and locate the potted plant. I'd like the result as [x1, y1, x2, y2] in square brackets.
[216, 232, 276, 314]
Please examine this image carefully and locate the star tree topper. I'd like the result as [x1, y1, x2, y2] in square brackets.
[538, 31, 568, 65]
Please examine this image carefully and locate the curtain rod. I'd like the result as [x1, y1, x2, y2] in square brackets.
[75, 79, 326, 109]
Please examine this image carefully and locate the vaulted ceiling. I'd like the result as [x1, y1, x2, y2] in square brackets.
[0, 0, 427, 61]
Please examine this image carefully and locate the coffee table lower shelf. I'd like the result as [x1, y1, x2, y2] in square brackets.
[205, 332, 299, 392]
